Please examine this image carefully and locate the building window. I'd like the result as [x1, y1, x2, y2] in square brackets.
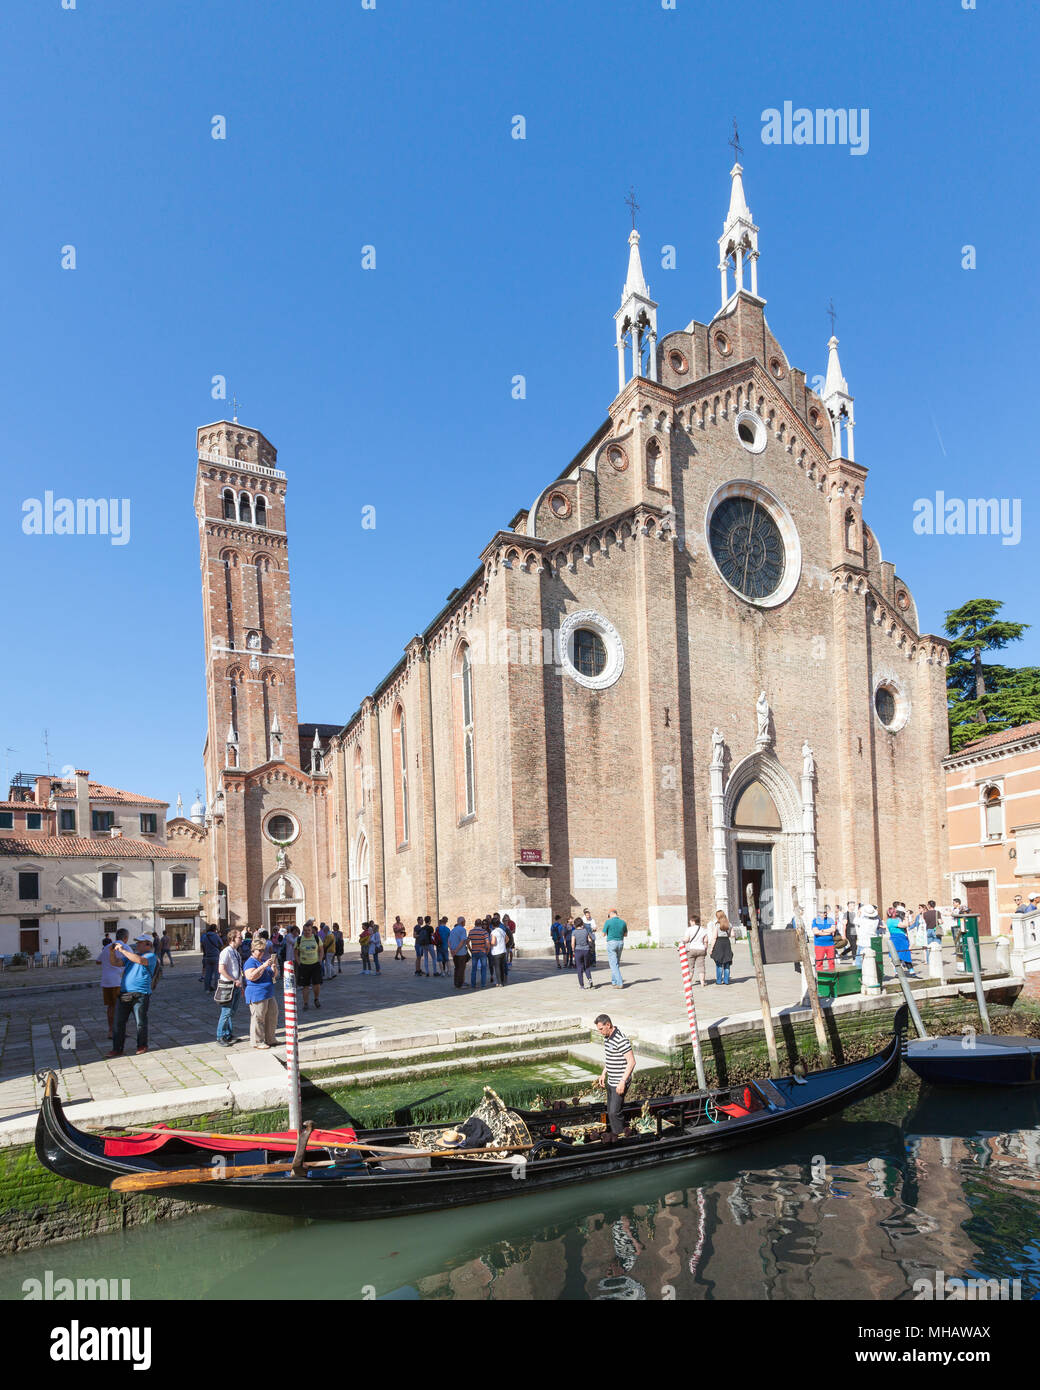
[59, 809, 76, 833]
[0, 811, 12, 829]
[18, 871, 39, 900]
[172, 872, 187, 899]
[103, 919, 118, 935]
[574, 629, 607, 679]
[265, 813, 297, 844]
[983, 786, 1004, 840]
[392, 704, 409, 848]
[255, 497, 267, 528]
[646, 437, 663, 489]
[223, 489, 236, 520]
[238, 493, 252, 524]
[453, 643, 476, 820]
[101, 871, 119, 899]
[92, 810, 114, 832]
[26, 812, 42, 831]
[353, 746, 364, 814]
[874, 686, 896, 727]
[140, 813, 157, 835]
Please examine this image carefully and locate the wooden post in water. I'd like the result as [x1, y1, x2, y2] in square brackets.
[283, 959, 302, 1137]
[676, 943, 708, 1090]
[746, 884, 780, 1080]
[965, 937, 993, 1035]
[791, 888, 832, 1068]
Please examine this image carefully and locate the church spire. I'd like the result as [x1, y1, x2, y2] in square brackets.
[717, 138, 760, 306]
[613, 209, 659, 394]
[821, 332, 855, 461]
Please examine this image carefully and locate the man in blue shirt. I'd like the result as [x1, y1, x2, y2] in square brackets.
[106, 932, 159, 1057]
[448, 917, 469, 989]
[201, 923, 223, 991]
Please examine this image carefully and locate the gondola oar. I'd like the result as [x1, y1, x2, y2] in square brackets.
[110, 1140, 536, 1191]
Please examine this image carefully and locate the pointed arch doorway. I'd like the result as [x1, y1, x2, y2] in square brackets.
[349, 832, 370, 935]
[720, 754, 809, 929]
[261, 870, 306, 931]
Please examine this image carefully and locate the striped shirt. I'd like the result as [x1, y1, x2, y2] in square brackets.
[602, 1026, 633, 1086]
[467, 925, 490, 955]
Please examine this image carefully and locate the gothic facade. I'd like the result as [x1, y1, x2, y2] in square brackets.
[183, 164, 951, 943]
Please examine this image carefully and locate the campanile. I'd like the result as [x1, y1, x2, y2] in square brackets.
[194, 419, 302, 802]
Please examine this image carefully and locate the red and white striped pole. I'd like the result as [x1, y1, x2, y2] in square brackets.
[282, 959, 302, 1137]
[677, 943, 708, 1091]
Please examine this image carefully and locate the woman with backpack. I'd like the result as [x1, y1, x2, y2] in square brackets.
[710, 911, 734, 985]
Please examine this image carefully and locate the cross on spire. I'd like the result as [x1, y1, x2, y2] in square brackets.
[729, 119, 743, 163]
[827, 298, 837, 334]
[230, 392, 242, 423]
[624, 186, 640, 230]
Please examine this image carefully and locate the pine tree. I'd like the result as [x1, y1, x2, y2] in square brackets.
[944, 600, 1040, 751]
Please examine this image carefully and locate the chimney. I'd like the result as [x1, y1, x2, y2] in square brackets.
[76, 770, 90, 839]
[35, 775, 51, 807]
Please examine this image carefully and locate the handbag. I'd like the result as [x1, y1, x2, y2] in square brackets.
[213, 979, 236, 1005]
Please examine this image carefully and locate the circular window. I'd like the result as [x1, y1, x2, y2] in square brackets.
[704, 482, 802, 608]
[873, 681, 910, 732]
[734, 410, 767, 454]
[265, 812, 298, 844]
[559, 611, 624, 690]
[548, 491, 571, 519]
[809, 408, 823, 430]
[714, 332, 732, 357]
[669, 349, 689, 375]
[606, 444, 628, 472]
[896, 589, 910, 612]
[769, 357, 785, 380]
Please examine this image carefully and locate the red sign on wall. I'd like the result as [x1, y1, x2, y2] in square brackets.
[520, 848, 544, 863]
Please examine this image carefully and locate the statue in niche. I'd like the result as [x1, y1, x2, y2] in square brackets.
[247, 632, 261, 650]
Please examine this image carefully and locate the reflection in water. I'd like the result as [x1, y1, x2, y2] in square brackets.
[2, 1081, 1039, 1301]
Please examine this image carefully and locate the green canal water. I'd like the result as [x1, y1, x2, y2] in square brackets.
[2, 1073, 1039, 1300]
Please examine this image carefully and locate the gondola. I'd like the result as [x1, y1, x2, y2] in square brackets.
[35, 1008, 906, 1222]
[903, 1032, 1040, 1088]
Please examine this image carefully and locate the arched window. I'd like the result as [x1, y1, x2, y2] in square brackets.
[222, 552, 237, 647]
[222, 489, 236, 520]
[392, 705, 409, 847]
[845, 508, 857, 552]
[238, 493, 252, 524]
[646, 437, 663, 489]
[453, 642, 476, 819]
[353, 746, 364, 814]
[255, 496, 267, 528]
[984, 786, 1003, 840]
[254, 555, 267, 631]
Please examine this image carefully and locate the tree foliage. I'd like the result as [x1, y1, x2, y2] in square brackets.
[945, 600, 1040, 751]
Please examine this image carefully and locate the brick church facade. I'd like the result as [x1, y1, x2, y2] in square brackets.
[180, 164, 951, 944]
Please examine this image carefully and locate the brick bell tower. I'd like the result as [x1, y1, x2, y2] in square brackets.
[194, 418, 302, 802]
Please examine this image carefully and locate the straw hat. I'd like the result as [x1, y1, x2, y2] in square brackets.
[437, 1129, 466, 1147]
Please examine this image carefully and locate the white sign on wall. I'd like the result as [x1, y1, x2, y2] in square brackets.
[573, 857, 618, 896]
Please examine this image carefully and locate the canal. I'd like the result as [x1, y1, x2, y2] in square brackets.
[3, 1073, 1039, 1300]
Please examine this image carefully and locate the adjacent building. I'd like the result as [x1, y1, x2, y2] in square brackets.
[944, 720, 1040, 934]
[0, 771, 201, 958]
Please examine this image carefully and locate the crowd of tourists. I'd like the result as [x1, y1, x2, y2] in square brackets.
[800, 897, 982, 979]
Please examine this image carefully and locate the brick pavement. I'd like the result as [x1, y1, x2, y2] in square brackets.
[0, 938, 1002, 1125]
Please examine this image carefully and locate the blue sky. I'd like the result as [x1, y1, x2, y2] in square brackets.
[1, 0, 1036, 808]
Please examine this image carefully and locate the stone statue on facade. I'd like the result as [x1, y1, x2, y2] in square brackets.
[711, 727, 725, 768]
[755, 691, 772, 746]
[802, 740, 815, 778]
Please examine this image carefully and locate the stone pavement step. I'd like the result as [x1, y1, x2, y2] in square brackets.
[314, 1043, 599, 1091]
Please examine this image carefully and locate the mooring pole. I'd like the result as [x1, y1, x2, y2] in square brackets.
[746, 884, 780, 1080]
[965, 937, 993, 1035]
[792, 888, 832, 1068]
[677, 943, 708, 1091]
[283, 958, 302, 1136]
[885, 939, 929, 1039]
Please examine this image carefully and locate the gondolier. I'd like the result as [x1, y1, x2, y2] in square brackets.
[595, 1014, 636, 1134]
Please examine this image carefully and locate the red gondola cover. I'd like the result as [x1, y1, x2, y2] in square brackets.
[103, 1125, 357, 1157]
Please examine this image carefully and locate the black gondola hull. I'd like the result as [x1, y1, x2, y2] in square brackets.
[904, 1034, 1040, 1087]
[34, 1018, 905, 1222]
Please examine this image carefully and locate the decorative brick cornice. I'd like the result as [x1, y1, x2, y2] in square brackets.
[831, 567, 949, 665]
